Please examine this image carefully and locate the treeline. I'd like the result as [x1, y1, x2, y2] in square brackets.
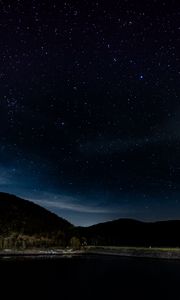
[0, 231, 68, 249]
[0, 232, 86, 250]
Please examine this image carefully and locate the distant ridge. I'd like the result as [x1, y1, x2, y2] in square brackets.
[78, 218, 180, 247]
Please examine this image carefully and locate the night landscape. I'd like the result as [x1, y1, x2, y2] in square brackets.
[0, 0, 180, 299]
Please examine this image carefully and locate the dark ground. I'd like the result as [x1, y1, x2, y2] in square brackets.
[0, 255, 180, 300]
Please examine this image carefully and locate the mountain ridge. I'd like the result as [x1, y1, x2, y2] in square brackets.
[1, 192, 180, 248]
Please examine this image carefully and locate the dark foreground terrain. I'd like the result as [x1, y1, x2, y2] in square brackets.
[0, 255, 180, 300]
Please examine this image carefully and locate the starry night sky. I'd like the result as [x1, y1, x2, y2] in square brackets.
[0, 0, 180, 226]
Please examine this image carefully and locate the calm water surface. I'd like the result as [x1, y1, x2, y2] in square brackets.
[0, 255, 179, 299]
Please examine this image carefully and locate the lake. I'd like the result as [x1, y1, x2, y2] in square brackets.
[0, 254, 179, 299]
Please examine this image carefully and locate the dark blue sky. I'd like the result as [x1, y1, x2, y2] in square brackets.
[0, 0, 180, 225]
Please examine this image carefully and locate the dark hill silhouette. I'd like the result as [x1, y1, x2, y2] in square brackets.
[78, 218, 180, 247]
[0, 192, 73, 248]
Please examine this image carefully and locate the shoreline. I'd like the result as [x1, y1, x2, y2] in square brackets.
[85, 246, 180, 260]
[0, 249, 84, 257]
[1, 246, 180, 260]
